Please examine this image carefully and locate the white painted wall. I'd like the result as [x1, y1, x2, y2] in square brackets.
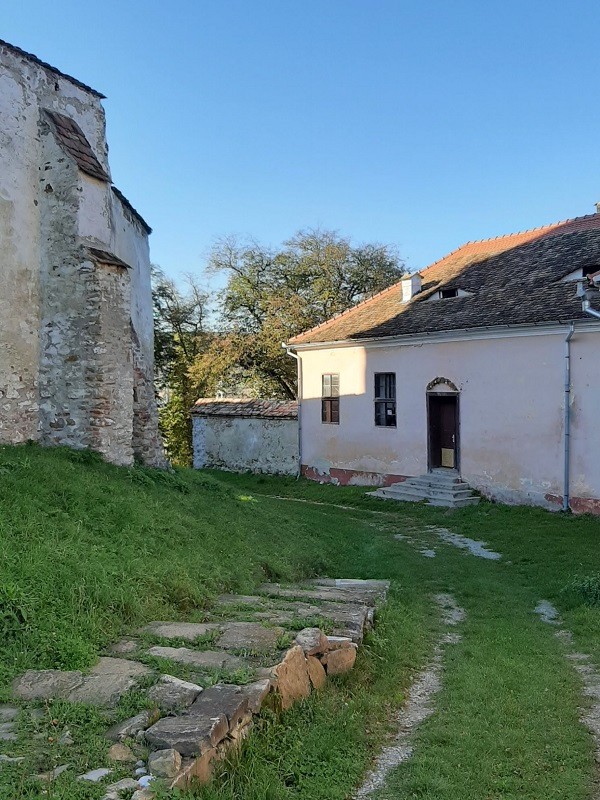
[298, 327, 600, 509]
[193, 416, 299, 475]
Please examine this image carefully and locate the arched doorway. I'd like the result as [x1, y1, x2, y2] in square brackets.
[426, 378, 460, 471]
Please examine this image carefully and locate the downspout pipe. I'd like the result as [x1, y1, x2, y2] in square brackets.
[582, 297, 600, 319]
[563, 322, 575, 512]
[282, 343, 302, 478]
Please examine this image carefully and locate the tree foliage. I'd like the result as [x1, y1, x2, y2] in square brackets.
[153, 268, 211, 465]
[191, 229, 404, 398]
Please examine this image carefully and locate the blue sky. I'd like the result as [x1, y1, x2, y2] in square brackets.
[4, 1, 600, 284]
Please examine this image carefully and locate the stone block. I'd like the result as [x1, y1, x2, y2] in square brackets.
[144, 713, 228, 757]
[272, 645, 311, 710]
[216, 622, 284, 653]
[146, 646, 245, 671]
[294, 628, 328, 656]
[240, 678, 272, 713]
[321, 645, 357, 676]
[169, 748, 217, 790]
[147, 675, 203, 710]
[143, 622, 221, 641]
[78, 767, 113, 782]
[189, 684, 249, 730]
[147, 747, 181, 778]
[306, 655, 327, 689]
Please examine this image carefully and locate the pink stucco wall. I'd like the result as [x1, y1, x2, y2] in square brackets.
[298, 327, 600, 511]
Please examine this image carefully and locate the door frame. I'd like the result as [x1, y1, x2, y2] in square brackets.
[426, 391, 460, 473]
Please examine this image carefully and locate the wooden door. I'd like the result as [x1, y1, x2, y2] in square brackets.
[428, 394, 459, 470]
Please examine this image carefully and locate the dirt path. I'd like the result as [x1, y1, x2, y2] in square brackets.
[354, 594, 466, 798]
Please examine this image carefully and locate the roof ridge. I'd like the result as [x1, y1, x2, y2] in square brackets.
[0, 38, 106, 99]
[289, 211, 600, 344]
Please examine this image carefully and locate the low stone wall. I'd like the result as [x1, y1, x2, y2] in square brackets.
[193, 415, 299, 475]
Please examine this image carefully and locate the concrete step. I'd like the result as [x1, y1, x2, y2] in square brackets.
[368, 473, 480, 509]
[428, 496, 480, 508]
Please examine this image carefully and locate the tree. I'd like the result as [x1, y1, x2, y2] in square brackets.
[191, 229, 404, 398]
[153, 268, 211, 465]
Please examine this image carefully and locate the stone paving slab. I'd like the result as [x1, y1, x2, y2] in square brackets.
[259, 581, 386, 606]
[190, 684, 249, 730]
[146, 646, 246, 671]
[142, 622, 222, 641]
[147, 675, 203, 710]
[216, 622, 285, 652]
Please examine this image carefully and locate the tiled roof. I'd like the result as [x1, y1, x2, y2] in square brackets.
[0, 39, 105, 98]
[45, 110, 109, 182]
[290, 213, 600, 345]
[111, 187, 153, 235]
[191, 398, 298, 419]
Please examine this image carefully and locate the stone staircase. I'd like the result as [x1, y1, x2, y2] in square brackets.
[368, 470, 480, 509]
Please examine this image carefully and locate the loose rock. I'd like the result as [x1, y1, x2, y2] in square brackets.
[306, 655, 327, 689]
[78, 767, 113, 782]
[36, 764, 69, 781]
[273, 645, 311, 710]
[106, 710, 153, 742]
[107, 743, 135, 762]
[295, 628, 329, 656]
[322, 645, 357, 675]
[148, 748, 181, 778]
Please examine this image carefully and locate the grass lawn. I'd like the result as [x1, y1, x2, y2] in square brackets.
[1, 446, 600, 799]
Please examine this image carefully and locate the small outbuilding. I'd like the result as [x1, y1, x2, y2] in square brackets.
[191, 398, 299, 475]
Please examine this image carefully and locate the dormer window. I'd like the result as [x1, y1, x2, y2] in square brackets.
[426, 288, 473, 302]
[561, 265, 600, 282]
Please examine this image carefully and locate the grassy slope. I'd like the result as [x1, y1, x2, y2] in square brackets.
[1, 450, 600, 800]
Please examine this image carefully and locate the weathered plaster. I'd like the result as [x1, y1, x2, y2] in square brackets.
[0, 42, 164, 465]
[298, 329, 600, 512]
[193, 416, 299, 475]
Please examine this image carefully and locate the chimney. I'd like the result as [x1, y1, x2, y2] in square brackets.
[401, 272, 422, 303]
[595, 202, 600, 214]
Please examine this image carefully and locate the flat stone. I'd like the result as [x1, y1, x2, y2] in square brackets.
[310, 578, 390, 601]
[61, 657, 151, 707]
[0, 754, 25, 764]
[147, 674, 203, 710]
[273, 646, 311, 710]
[322, 645, 357, 675]
[306, 655, 327, 689]
[190, 684, 249, 730]
[148, 748, 182, 778]
[107, 743, 135, 762]
[36, 764, 70, 782]
[217, 594, 264, 606]
[143, 622, 221, 641]
[105, 710, 153, 742]
[90, 657, 151, 678]
[109, 639, 140, 655]
[295, 628, 329, 656]
[68, 674, 139, 707]
[240, 678, 271, 713]
[217, 622, 284, 653]
[260, 582, 382, 606]
[12, 670, 84, 701]
[145, 713, 228, 757]
[0, 706, 18, 722]
[78, 767, 113, 782]
[147, 646, 246, 671]
[0, 722, 16, 741]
